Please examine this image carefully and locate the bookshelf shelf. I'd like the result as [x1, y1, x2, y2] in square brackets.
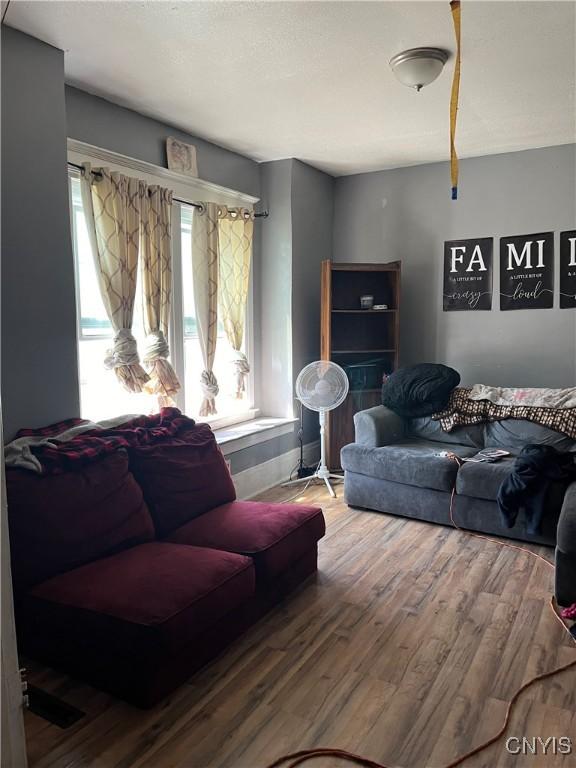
[331, 309, 397, 314]
[332, 349, 396, 354]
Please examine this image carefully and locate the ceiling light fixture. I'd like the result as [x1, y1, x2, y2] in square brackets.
[389, 47, 448, 92]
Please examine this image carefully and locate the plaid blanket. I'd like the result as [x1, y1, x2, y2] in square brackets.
[7, 408, 196, 474]
[433, 387, 576, 440]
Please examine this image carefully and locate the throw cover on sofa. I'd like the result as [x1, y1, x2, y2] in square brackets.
[382, 363, 461, 418]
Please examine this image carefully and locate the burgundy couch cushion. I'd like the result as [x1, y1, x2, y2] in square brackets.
[25, 542, 255, 656]
[129, 423, 236, 536]
[165, 500, 326, 582]
[6, 452, 154, 591]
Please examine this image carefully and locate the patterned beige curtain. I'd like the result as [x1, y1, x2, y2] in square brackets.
[192, 203, 220, 416]
[140, 185, 180, 402]
[80, 165, 150, 393]
[218, 206, 254, 398]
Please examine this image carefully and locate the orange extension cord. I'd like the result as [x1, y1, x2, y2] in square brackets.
[265, 454, 576, 768]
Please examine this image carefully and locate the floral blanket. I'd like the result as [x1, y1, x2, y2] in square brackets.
[433, 387, 576, 440]
[469, 384, 576, 409]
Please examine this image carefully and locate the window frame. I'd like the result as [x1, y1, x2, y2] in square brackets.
[68, 140, 259, 428]
[70, 171, 114, 342]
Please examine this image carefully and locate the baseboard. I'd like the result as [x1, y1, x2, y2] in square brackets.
[232, 440, 320, 500]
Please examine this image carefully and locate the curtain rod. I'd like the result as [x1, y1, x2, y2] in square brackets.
[67, 161, 269, 218]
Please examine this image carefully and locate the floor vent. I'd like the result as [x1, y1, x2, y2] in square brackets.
[27, 685, 85, 729]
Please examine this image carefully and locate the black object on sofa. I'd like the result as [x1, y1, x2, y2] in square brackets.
[381, 363, 461, 418]
[341, 405, 576, 606]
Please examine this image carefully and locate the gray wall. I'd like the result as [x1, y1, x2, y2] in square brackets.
[334, 144, 576, 387]
[1, 27, 79, 440]
[291, 160, 335, 442]
[259, 160, 294, 421]
[259, 159, 335, 447]
[65, 86, 260, 198]
[227, 431, 298, 475]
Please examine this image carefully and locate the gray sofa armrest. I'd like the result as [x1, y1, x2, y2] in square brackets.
[353, 405, 406, 448]
[555, 481, 576, 607]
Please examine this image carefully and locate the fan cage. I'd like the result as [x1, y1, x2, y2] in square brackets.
[295, 361, 349, 412]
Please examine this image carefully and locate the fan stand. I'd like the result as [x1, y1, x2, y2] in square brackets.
[282, 410, 343, 498]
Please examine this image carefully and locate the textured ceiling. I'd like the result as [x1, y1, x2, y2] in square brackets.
[5, 1, 576, 176]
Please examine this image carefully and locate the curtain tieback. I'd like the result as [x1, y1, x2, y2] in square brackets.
[104, 329, 141, 369]
[231, 351, 250, 397]
[199, 370, 219, 417]
[200, 370, 219, 398]
[231, 350, 250, 375]
[143, 330, 170, 362]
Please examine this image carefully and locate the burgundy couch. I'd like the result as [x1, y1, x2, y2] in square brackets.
[7, 424, 325, 707]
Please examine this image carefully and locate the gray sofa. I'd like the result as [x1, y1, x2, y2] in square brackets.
[341, 406, 576, 607]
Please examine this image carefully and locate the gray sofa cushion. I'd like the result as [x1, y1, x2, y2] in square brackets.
[340, 440, 478, 492]
[409, 417, 484, 448]
[456, 454, 569, 524]
[484, 419, 575, 452]
[344, 471, 558, 547]
[456, 455, 516, 501]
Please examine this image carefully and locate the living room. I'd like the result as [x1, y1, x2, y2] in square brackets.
[1, 1, 575, 767]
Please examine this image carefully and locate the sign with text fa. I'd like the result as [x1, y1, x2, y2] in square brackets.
[443, 238, 493, 311]
[499, 232, 554, 310]
[560, 230, 576, 309]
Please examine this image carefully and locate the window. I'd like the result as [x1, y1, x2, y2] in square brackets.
[70, 168, 254, 426]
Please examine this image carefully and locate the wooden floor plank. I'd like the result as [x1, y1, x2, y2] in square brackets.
[23, 482, 576, 768]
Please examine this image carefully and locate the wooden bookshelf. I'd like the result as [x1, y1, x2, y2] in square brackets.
[321, 260, 401, 469]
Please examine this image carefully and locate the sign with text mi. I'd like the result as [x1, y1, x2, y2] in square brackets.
[560, 230, 576, 309]
[499, 232, 554, 310]
[443, 238, 493, 311]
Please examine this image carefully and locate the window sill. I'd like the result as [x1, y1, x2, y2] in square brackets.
[215, 417, 298, 455]
[205, 409, 260, 431]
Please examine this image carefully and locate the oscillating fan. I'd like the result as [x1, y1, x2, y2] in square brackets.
[283, 361, 349, 497]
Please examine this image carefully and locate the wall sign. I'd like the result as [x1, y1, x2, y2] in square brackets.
[499, 232, 554, 310]
[166, 136, 198, 177]
[443, 238, 493, 311]
[560, 230, 576, 309]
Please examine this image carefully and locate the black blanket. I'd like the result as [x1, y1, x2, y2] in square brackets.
[497, 444, 576, 535]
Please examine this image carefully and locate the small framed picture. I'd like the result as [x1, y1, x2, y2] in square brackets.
[166, 137, 198, 177]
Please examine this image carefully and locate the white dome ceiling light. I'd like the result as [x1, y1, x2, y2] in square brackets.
[389, 47, 448, 92]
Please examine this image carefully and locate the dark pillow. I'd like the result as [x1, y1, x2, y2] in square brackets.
[382, 363, 460, 418]
[6, 451, 154, 591]
[128, 423, 236, 537]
